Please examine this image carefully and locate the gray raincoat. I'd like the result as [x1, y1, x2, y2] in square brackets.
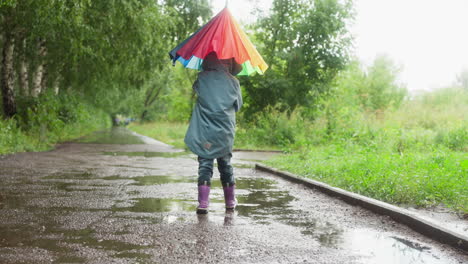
[184, 53, 243, 159]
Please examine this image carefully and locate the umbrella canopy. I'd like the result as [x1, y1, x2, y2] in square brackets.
[169, 8, 268, 76]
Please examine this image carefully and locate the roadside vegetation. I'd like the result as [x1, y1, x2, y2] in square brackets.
[263, 83, 467, 213]
[0, 92, 110, 154]
[1, 1, 466, 213]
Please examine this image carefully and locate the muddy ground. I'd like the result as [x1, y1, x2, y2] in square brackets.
[0, 128, 466, 263]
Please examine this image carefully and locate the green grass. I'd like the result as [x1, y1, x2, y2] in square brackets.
[128, 122, 188, 149]
[128, 121, 281, 151]
[267, 143, 467, 213]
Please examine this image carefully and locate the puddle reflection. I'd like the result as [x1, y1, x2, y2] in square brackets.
[102, 151, 190, 158]
[344, 229, 448, 264]
[77, 127, 145, 144]
[103, 175, 196, 185]
[113, 198, 196, 213]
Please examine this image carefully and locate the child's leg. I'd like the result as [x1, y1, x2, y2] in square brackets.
[217, 153, 234, 186]
[197, 156, 213, 214]
[217, 153, 236, 209]
[198, 156, 214, 185]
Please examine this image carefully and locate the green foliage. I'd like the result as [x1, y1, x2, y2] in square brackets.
[0, 118, 32, 154]
[0, 92, 110, 154]
[268, 146, 467, 212]
[163, 0, 212, 43]
[0, 0, 15, 7]
[1, 0, 211, 119]
[236, 106, 305, 149]
[360, 56, 407, 111]
[261, 85, 466, 212]
[434, 126, 467, 151]
[242, 0, 354, 116]
[164, 86, 194, 122]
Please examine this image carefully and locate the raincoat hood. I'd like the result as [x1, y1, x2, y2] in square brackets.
[202, 52, 243, 76]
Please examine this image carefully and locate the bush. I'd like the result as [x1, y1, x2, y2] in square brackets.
[0, 118, 33, 153]
[236, 106, 306, 149]
[434, 126, 468, 151]
[238, 84, 467, 212]
[0, 92, 110, 155]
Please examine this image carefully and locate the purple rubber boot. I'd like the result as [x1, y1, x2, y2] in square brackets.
[223, 184, 236, 210]
[197, 185, 210, 214]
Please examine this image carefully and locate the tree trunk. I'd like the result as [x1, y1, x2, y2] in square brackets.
[40, 64, 48, 93]
[1, 33, 17, 118]
[53, 77, 59, 95]
[140, 84, 163, 120]
[31, 39, 46, 97]
[19, 40, 30, 96]
[140, 110, 148, 121]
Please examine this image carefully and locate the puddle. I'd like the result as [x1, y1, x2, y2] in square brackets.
[0, 193, 26, 209]
[129, 175, 195, 185]
[43, 171, 95, 180]
[52, 182, 77, 192]
[1, 223, 152, 258]
[36, 181, 94, 192]
[343, 229, 450, 264]
[100, 175, 277, 190]
[113, 198, 196, 213]
[213, 177, 277, 190]
[76, 127, 145, 144]
[113, 252, 151, 261]
[56, 255, 87, 263]
[231, 179, 456, 263]
[102, 151, 190, 158]
[104, 174, 346, 247]
[113, 164, 161, 170]
[391, 236, 431, 251]
[232, 163, 255, 169]
[102, 175, 195, 185]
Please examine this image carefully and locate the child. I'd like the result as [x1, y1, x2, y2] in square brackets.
[184, 52, 243, 214]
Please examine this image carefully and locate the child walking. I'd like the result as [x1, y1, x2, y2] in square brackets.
[184, 52, 243, 214]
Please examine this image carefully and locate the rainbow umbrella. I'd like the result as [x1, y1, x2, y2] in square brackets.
[169, 7, 268, 76]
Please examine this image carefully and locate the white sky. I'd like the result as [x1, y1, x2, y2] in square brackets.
[211, 0, 468, 91]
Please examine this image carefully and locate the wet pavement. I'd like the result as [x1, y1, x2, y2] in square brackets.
[0, 127, 466, 263]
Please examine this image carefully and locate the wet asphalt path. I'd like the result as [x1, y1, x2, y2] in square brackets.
[0, 128, 466, 263]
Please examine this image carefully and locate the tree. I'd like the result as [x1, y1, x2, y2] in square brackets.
[0, 0, 180, 119]
[456, 69, 468, 90]
[163, 0, 212, 43]
[361, 55, 407, 111]
[242, 0, 354, 117]
[135, 0, 212, 121]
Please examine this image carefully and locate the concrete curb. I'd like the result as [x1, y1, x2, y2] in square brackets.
[255, 163, 468, 253]
[233, 149, 283, 153]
